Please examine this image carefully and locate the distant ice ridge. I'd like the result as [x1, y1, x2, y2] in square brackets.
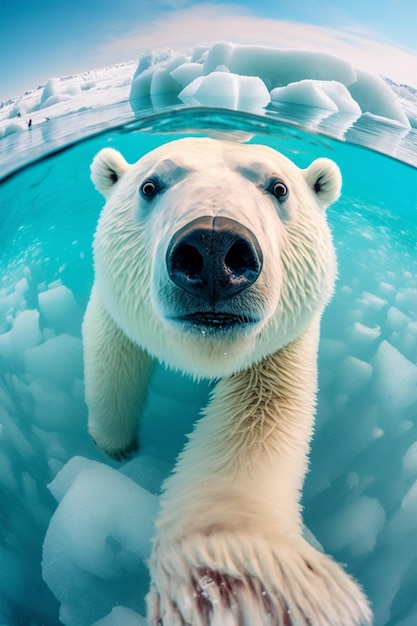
[1, 41, 417, 143]
[0, 62, 136, 139]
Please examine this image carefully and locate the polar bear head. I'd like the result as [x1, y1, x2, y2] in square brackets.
[90, 137, 341, 378]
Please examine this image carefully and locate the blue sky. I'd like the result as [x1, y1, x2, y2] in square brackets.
[1, 0, 417, 101]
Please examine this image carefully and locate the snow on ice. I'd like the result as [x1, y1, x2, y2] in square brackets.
[1, 41, 417, 147]
[0, 63, 136, 139]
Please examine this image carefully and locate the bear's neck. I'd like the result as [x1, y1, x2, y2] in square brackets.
[156, 317, 321, 542]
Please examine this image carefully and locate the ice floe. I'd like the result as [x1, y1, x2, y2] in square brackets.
[1, 41, 417, 167]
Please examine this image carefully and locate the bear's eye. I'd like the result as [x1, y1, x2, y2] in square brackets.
[140, 178, 161, 200]
[268, 178, 288, 200]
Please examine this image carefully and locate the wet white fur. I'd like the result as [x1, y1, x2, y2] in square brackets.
[83, 138, 371, 625]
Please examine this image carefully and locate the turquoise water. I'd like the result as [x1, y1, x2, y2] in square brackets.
[0, 107, 417, 625]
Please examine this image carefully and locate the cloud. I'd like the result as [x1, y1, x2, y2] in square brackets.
[91, 2, 417, 86]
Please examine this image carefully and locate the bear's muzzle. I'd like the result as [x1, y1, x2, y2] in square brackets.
[166, 216, 263, 307]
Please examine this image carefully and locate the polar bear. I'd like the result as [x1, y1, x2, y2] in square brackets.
[82, 137, 372, 626]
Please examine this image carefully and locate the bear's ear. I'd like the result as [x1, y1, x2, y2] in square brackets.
[303, 158, 342, 210]
[90, 148, 129, 197]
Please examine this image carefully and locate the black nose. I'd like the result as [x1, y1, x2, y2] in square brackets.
[166, 216, 263, 303]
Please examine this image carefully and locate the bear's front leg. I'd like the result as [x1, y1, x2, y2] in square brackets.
[147, 322, 372, 625]
[82, 286, 154, 460]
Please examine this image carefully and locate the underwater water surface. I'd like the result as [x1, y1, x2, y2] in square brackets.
[0, 106, 417, 626]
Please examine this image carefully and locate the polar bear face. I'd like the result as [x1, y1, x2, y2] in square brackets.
[91, 138, 341, 378]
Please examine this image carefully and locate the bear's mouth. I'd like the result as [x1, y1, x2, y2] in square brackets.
[176, 312, 257, 331]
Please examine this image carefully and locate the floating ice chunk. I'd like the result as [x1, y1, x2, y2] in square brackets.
[271, 80, 338, 111]
[323, 495, 386, 556]
[151, 53, 188, 92]
[392, 323, 417, 363]
[339, 285, 353, 297]
[0, 309, 42, 365]
[40, 78, 60, 106]
[386, 306, 410, 331]
[132, 49, 173, 80]
[0, 400, 34, 459]
[120, 453, 170, 494]
[376, 281, 396, 300]
[15, 277, 29, 294]
[348, 68, 411, 128]
[402, 442, 417, 479]
[179, 71, 270, 112]
[372, 340, 417, 419]
[319, 81, 362, 114]
[13, 309, 43, 355]
[191, 44, 209, 63]
[8, 100, 30, 118]
[225, 45, 357, 88]
[29, 379, 86, 434]
[337, 355, 373, 395]
[344, 322, 381, 351]
[150, 68, 181, 108]
[271, 80, 361, 115]
[346, 111, 410, 160]
[202, 41, 234, 74]
[346, 471, 360, 489]
[395, 288, 417, 314]
[129, 68, 153, 104]
[46, 464, 157, 569]
[38, 285, 81, 333]
[1, 119, 28, 137]
[319, 338, 348, 362]
[48, 278, 62, 290]
[40, 78, 71, 109]
[25, 334, 83, 386]
[127, 41, 414, 135]
[43, 460, 158, 624]
[39, 77, 82, 109]
[407, 321, 417, 337]
[49, 456, 107, 502]
[385, 481, 417, 538]
[403, 333, 417, 362]
[32, 424, 69, 469]
[170, 62, 204, 88]
[359, 292, 388, 315]
[9, 63, 134, 129]
[130, 52, 189, 107]
[92, 606, 146, 626]
[0, 452, 17, 491]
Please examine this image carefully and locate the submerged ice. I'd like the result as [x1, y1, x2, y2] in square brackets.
[0, 173, 416, 624]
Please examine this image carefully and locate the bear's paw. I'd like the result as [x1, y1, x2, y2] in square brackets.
[90, 433, 139, 462]
[147, 532, 372, 626]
